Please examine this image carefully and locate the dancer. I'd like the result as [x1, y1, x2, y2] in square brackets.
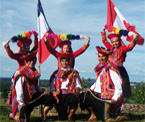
[101, 27, 138, 97]
[3, 30, 38, 69]
[79, 46, 129, 121]
[7, 51, 54, 122]
[44, 33, 90, 68]
[50, 53, 82, 122]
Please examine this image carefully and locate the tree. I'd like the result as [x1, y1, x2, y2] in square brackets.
[132, 81, 145, 104]
[81, 77, 91, 89]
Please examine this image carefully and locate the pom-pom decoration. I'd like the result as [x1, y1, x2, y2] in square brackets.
[10, 30, 38, 43]
[47, 33, 85, 41]
[104, 24, 129, 37]
[18, 35, 23, 40]
[10, 36, 18, 43]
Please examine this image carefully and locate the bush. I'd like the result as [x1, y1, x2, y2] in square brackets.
[132, 81, 145, 104]
[81, 77, 91, 89]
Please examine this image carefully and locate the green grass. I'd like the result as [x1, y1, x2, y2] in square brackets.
[0, 114, 145, 122]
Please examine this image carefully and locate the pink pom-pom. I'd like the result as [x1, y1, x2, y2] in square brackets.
[30, 30, 35, 35]
[104, 24, 108, 28]
[29, 31, 33, 35]
[44, 34, 47, 37]
[49, 33, 57, 38]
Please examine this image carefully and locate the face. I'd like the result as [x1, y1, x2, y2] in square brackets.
[111, 38, 121, 48]
[60, 58, 69, 68]
[21, 43, 30, 54]
[98, 53, 108, 64]
[26, 58, 37, 69]
[62, 45, 70, 53]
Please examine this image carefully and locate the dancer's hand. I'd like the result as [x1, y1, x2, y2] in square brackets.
[103, 27, 106, 33]
[133, 34, 138, 40]
[111, 99, 117, 104]
[21, 104, 27, 108]
[75, 87, 80, 93]
[43, 91, 48, 95]
[52, 91, 59, 103]
[2, 40, 10, 47]
[52, 90, 58, 97]
[44, 33, 49, 42]
[86, 36, 90, 43]
[86, 88, 90, 92]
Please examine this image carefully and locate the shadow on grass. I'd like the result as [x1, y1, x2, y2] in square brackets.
[127, 113, 145, 121]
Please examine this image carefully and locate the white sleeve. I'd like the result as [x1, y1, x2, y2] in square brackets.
[90, 82, 96, 90]
[15, 76, 24, 105]
[110, 69, 122, 101]
[75, 77, 82, 89]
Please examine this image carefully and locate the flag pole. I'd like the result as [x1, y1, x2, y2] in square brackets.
[37, 0, 41, 115]
[37, 0, 40, 85]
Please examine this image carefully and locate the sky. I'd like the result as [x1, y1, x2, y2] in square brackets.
[0, 0, 145, 83]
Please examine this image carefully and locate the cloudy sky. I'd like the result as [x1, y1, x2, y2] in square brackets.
[0, 0, 145, 83]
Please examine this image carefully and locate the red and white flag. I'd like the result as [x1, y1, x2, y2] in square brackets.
[107, 0, 144, 45]
[37, 0, 61, 64]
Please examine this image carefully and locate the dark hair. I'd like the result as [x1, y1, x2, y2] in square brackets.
[60, 57, 70, 62]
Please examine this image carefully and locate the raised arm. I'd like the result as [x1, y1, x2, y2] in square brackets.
[101, 27, 112, 49]
[44, 34, 58, 58]
[125, 34, 138, 52]
[3, 40, 20, 60]
[73, 36, 90, 58]
[31, 32, 38, 53]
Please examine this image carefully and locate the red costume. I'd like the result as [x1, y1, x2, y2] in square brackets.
[101, 32, 136, 66]
[45, 37, 89, 68]
[101, 32, 136, 97]
[4, 37, 38, 69]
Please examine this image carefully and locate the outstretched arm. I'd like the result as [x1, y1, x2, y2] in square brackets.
[101, 27, 112, 49]
[44, 34, 58, 58]
[73, 36, 90, 58]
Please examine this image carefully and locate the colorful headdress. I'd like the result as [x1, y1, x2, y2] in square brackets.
[10, 30, 38, 48]
[108, 33, 121, 42]
[96, 46, 113, 56]
[58, 53, 73, 59]
[17, 38, 32, 47]
[104, 24, 129, 36]
[47, 33, 85, 41]
[58, 40, 71, 48]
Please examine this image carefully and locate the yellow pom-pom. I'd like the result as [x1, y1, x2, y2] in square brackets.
[63, 34, 67, 39]
[60, 34, 64, 40]
[60, 34, 67, 40]
[115, 28, 120, 35]
[22, 33, 26, 38]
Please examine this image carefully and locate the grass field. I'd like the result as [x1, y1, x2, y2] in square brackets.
[0, 104, 145, 122]
[0, 114, 145, 122]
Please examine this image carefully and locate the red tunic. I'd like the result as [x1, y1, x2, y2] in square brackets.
[101, 32, 136, 66]
[45, 40, 89, 68]
[4, 39, 38, 69]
